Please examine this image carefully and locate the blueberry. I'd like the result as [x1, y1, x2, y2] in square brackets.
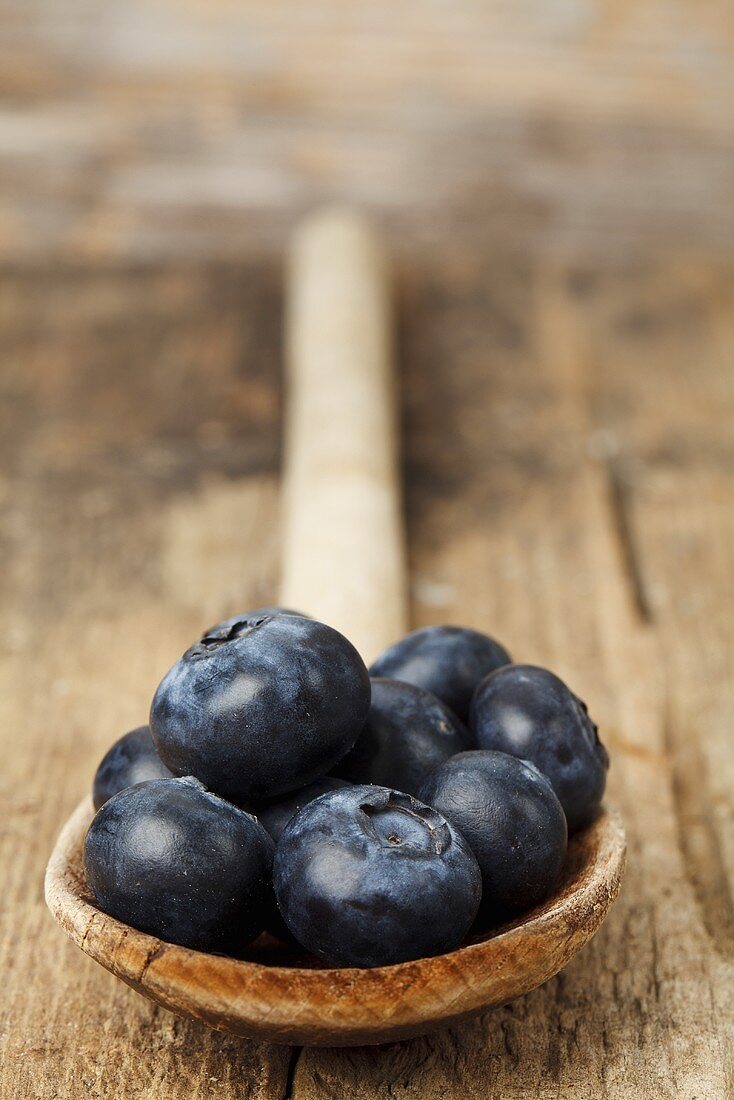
[92, 725, 173, 810]
[470, 664, 609, 831]
[251, 777, 352, 944]
[256, 777, 351, 844]
[332, 678, 471, 797]
[420, 750, 567, 925]
[150, 614, 370, 801]
[273, 785, 481, 967]
[84, 777, 274, 953]
[370, 625, 511, 722]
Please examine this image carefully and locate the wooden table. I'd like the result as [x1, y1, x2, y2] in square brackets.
[1, 3, 733, 1097]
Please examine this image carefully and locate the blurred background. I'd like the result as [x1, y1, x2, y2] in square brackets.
[2, 3, 733, 1099]
[2, 2, 733, 260]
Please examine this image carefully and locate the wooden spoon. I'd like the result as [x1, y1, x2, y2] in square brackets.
[45, 209, 626, 1047]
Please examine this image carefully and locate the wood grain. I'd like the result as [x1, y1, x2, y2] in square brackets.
[2, 0, 734, 1095]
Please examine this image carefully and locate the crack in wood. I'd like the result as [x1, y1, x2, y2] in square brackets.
[603, 460, 653, 625]
[282, 1046, 302, 1100]
[137, 943, 166, 985]
[79, 911, 100, 951]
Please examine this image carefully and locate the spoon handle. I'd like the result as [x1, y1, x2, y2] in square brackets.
[279, 208, 408, 662]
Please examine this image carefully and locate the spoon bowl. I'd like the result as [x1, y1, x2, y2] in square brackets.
[45, 796, 625, 1046]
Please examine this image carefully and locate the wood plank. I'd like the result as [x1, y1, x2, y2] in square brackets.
[580, 260, 734, 955]
[289, 259, 734, 1097]
[0, 267, 292, 1100]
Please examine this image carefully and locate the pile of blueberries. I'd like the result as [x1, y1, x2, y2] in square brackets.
[85, 610, 609, 969]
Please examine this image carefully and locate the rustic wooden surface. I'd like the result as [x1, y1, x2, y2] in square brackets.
[1, 1, 733, 1097]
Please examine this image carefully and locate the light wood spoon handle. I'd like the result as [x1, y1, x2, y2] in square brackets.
[279, 208, 408, 662]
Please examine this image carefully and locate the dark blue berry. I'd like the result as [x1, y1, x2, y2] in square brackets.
[256, 777, 351, 843]
[273, 785, 481, 967]
[84, 777, 274, 953]
[420, 750, 567, 926]
[92, 725, 172, 810]
[470, 664, 609, 831]
[150, 614, 370, 801]
[370, 625, 511, 722]
[332, 678, 470, 796]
